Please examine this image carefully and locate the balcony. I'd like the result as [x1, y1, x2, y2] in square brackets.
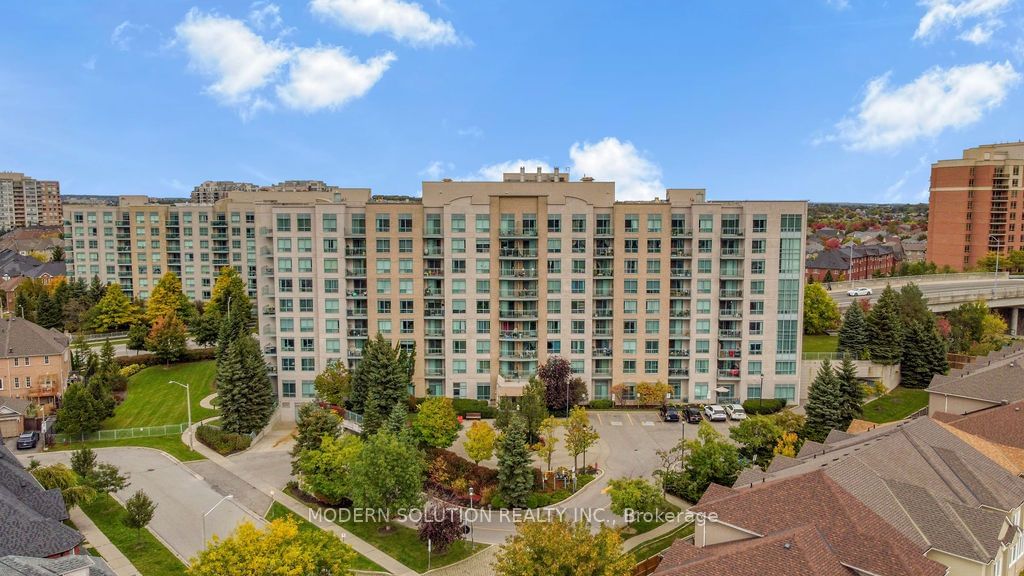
[423, 226, 443, 237]
[499, 310, 539, 320]
[263, 346, 277, 355]
[594, 247, 614, 257]
[719, 309, 743, 319]
[348, 349, 363, 358]
[347, 269, 367, 277]
[499, 248, 538, 258]
[594, 290, 614, 298]
[348, 227, 366, 237]
[718, 329, 742, 339]
[346, 290, 367, 298]
[671, 269, 692, 278]
[499, 228, 538, 238]
[346, 309, 368, 318]
[669, 349, 690, 357]
[345, 248, 367, 257]
[593, 310, 613, 318]
[500, 289, 539, 298]
[425, 369, 445, 377]
[424, 268, 444, 277]
[425, 348, 444, 357]
[718, 349, 742, 359]
[594, 269, 614, 278]
[424, 288, 444, 298]
[717, 369, 741, 379]
[595, 227, 613, 237]
[671, 249, 691, 257]
[262, 306, 276, 315]
[720, 289, 743, 298]
[348, 329, 369, 337]
[721, 228, 745, 237]
[669, 310, 690, 318]
[500, 351, 538, 360]
[593, 347, 613, 357]
[262, 266, 275, 275]
[499, 269, 538, 279]
[425, 329, 445, 337]
[424, 308, 445, 317]
[669, 368, 689, 377]
[720, 270, 744, 279]
[500, 330, 538, 340]
[670, 290, 691, 298]
[720, 248, 744, 258]
[592, 328, 613, 336]
[671, 228, 693, 237]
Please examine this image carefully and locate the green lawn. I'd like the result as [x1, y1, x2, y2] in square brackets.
[626, 499, 681, 536]
[628, 522, 695, 563]
[861, 386, 929, 423]
[80, 493, 187, 576]
[103, 361, 218, 430]
[265, 502, 386, 573]
[802, 334, 839, 353]
[49, 436, 206, 462]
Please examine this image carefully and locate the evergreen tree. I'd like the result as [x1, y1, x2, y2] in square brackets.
[215, 299, 251, 362]
[866, 285, 902, 365]
[900, 319, 949, 389]
[290, 403, 341, 474]
[350, 334, 414, 434]
[88, 276, 105, 304]
[804, 359, 844, 442]
[56, 382, 103, 439]
[518, 376, 548, 444]
[898, 283, 932, 327]
[385, 402, 413, 441]
[496, 415, 534, 508]
[835, 357, 864, 428]
[217, 335, 275, 435]
[36, 290, 63, 329]
[837, 303, 868, 359]
[14, 288, 35, 322]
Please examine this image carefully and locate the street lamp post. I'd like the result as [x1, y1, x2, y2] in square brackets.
[169, 380, 193, 450]
[990, 235, 1001, 297]
[468, 486, 474, 510]
[203, 494, 234, 545]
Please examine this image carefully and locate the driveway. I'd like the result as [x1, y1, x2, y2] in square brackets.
[21, 447, 265, 562]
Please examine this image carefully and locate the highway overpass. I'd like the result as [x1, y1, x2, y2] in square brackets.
[826, 273, 1024, 335]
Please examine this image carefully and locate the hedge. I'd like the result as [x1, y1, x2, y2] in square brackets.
[195, 424, 251, 455]
[115, 347, 217, 367]
[451, 399, 496, 418]
[742, 398, 787, 415]
[588, 399, 614, 409]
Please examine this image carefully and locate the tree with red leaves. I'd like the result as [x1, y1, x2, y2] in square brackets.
[418, 504, 464, 554]
[537, 357, 587, 415]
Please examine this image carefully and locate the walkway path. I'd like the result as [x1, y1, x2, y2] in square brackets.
[422, 546, 497, 576]
[181, 421, 416, 576]
[199, 393, 217, 410]
[69, 506, 142, 576]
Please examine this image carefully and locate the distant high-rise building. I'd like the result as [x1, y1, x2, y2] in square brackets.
[65, 169, 807, 418]
[0, 172, 62, 230]
[190, 180, 343, 203]
[927, 143, 1024, 270]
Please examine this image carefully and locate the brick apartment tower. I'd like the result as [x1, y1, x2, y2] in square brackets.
[927, 143, 1024, 270]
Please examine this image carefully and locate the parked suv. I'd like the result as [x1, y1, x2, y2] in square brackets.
[16, 431, 39, 450]
[683, 406, 703, 424]
[703, 404, 727, 422]
[660, 405, 680, 422]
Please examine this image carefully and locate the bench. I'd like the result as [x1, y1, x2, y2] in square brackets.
[464, 412, 482, 420]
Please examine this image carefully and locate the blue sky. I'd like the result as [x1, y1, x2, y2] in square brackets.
[3, 0, 1024, 202]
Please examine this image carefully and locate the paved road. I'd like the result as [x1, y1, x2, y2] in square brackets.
[829, 278, 1024, 307]
[22, 447, 265, 563]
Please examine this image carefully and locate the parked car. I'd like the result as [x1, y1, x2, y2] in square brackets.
[15, 431, 39, 450]
[703, 405, 727, 422]
[847, 287, 873, 296]
[725, 404, 747, 421]
[660, 405, 680, 422]
[683, 406, 703, 424]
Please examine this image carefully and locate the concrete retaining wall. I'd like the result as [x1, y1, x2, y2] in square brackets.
[800, 359, 900, 402]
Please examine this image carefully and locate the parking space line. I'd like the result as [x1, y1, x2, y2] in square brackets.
[642, 421, 654, 427]
[626, 413, 634, 426]
[611, 421, 623, 427]
[596, 412, 603, 425]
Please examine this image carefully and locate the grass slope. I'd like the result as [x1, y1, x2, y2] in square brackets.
[80, 493, 187, 576]
[628, 522, 695, 562]
[802, 334, 839, 353]
[49, 436, 205, 462]
[265, 502, 386, 573]
[861, 386, 929, 423]
[103, 361, 218, 430]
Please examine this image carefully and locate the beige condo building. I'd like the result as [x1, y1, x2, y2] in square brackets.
[64, 170, 806, 419]
[0, 172, 62, 230]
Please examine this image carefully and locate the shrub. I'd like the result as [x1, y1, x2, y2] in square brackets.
[450, 398, 497, 418]
[119, 364, 144, 378]
[742, 399, 787, 415]
[195, 425, 251, 455]
[588, 399, 614, 409]
[115, 347, 216, 367]
[423, 448, 499, 498]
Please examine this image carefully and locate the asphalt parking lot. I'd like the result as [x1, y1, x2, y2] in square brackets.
[588, 411, 734, 477]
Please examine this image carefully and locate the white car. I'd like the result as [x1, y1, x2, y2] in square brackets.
[725, 404, 747, 421]
[847, 287, 873, 296]
[703, 404, 727, 422]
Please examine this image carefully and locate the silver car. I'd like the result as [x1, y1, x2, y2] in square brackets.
[725, 404, 747, 421]
[703, 404, 727, 422]
[847, 287, 872, 296]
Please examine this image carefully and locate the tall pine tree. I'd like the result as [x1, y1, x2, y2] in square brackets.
[496, 415, 534, 508]
[835, 357, 864, 428]
[804, 359, 844, 442]
[217, 334, 275, 435]
[350, 333, 414, 435]
[866, 285, 902, 365]
[837, 303, 868, 359]
[900, 319, 949, 388]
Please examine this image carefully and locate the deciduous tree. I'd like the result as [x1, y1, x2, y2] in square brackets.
[636, 381, 672, 407]
[535, 416, 558, 473]
[803, 283, 841, 335]
[313, 361, 351, 407]
[30, 463, 96, 511]
[413, 397, 459, 449]
[146, 272, 197, 326]
[565, 406, 599, 470]
[537, 357, 586, 415]
[493, 519, 634, 576]
[417, 505, 464, 554]
[188, 518, 355, 576]
[295, 434, 363, 505]
[606, 477, 662, 519]
[464, 420, 496, 465]
[675, 422, 742, 503]
[145, 312, 188, 365]
[291, 403, 342, 474]
[729, 416, 783, 467]
[87, 283, 141, 333]
[349, 431, 424, 525]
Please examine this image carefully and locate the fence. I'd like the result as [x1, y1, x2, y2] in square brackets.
[802, 351, 855, 361]
[632, 555, 663, 576]
[54, 422, 187, 444]
[81, 331, 129, 342]
[836, 271, 1010, 290]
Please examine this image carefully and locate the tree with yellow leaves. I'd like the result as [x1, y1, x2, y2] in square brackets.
[773, 431, 799, 458]
[188, 518, 355, 576]
[493, 519, 634, 576]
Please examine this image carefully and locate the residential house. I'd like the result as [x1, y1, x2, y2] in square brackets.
[655, 470, 947, 576]
[0, 446, 83, 558]
[805, 244, 899, 281]
[933, 401, 1024, 476]
[733, 417, 1024, 576]
[927, 343, 1024, 415]
[903, 240, 928, 262]
[0, 397, 32, 438]
[0, 555, 115, 576]
[0, 318, 71, 408]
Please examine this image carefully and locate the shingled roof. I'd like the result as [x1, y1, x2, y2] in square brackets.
[680, 470, 946, 576]
[745, 417, 1024, 565]
[0, 446, 82, 558]
[0, 318, 69, 359]
[0, 555, 115, 576]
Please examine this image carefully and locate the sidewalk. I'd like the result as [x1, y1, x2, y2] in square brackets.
[182, 421, 415, 575]
[70, 506, 142, 576]
[621, 493, 692, 552]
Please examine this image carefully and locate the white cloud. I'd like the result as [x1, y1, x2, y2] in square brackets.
[830, 61, 1020, 150]
[569, 137, 663, 201]
[420, 160, 453, 179]
[276, 46, 394, 112]
[826, 0, 851, 10]
[913, 0, 1012, 41]
[310, 0, 458, 46]
[111, 20, 149, 51]
[82, 56, 97, 71]
[958, 21, 998, 43]
[457, 125, 483, 138]
[174, 9, 292, 107]
[249, 1, 283, 29]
